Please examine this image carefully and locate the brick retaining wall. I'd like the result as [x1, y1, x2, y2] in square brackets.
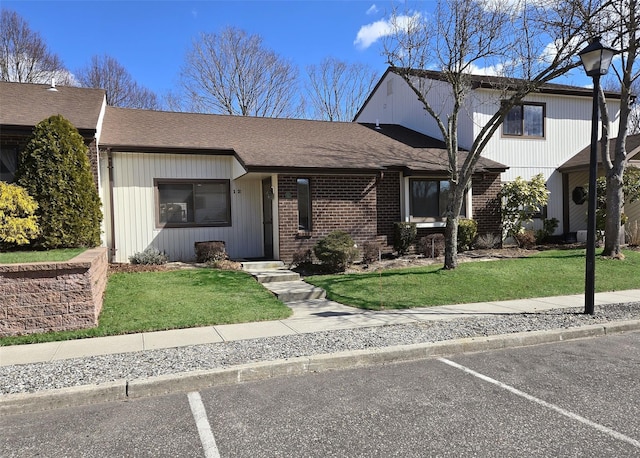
[0, 247, 108, 337]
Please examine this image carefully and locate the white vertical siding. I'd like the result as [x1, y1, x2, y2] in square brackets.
[110, 152, 263, 263]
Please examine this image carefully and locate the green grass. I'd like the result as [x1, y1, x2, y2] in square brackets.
[0, 269, 292, 346]
[305, 249, 640, 310]
[0, 248, 86, 264]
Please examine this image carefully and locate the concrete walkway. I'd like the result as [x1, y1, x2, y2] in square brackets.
[2, 273, 638, 367]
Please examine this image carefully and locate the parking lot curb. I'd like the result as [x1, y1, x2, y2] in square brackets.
[2, 320, 639, 415]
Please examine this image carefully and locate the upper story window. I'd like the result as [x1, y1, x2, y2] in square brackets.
[409, 178, 466, 222]
[503, 102, 545, 138]
[156, 179, 231, 228]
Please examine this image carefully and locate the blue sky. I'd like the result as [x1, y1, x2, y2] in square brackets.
[4, 0, 400, 96]
[4, 0, 593, 98]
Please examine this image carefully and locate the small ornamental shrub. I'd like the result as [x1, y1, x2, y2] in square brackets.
[535, 217, 559, 244]
[15, 115, 102, 249]
[313, 231, 358, 272]
[195, 241, 227, 263]
[417, 234, 445, 258]
[501, 174, 549, 241]
[361, 241, 382, 265]
[0, 182, 40, 249]
[514, 229, 536, 249]
[474, 233, 501, 249]
[129, 247, 168, 265]
[393, 222, 417, 255]
[457, 218, 478, 252]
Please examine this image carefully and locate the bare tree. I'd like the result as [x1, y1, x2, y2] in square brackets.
[76, 54, 160, 109]
[596, 0, 639, 258]
[0, 8, 71, 84]
[305, 58, 379, 121]
[383, 0, 604, 269]
[178, 26, 301, 117]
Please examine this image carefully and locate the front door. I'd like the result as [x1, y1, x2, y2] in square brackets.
[262, 177, 274, 259]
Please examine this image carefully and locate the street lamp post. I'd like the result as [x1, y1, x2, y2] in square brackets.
[578, 37, 617, 315]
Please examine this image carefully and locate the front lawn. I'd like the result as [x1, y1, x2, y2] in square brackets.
[0, 248, 86, 264]
[0, 269, 291, 345]
[305, 249, 640, 310]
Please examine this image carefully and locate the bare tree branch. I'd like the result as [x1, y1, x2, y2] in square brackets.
[305, 58, 379, 121]
[76, 54, 160, 109]
[178, 27, 301, 118]
[0, 8, 71, 84]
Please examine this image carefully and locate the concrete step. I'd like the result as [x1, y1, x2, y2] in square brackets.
[252, 270, 301, 284]
[263, 280, 326, 302]
[241, 260, 286, 272]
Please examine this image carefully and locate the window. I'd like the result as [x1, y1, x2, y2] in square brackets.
[297, 178, 311, 231]
[409, 178, 466, 221]
[156, 179, 230, 227]
[503, 103, 545, 137]
[1, 147, 18, 182]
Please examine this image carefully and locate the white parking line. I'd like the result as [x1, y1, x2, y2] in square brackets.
[188, 391, 221, 458]
[438, 357, 640, 449]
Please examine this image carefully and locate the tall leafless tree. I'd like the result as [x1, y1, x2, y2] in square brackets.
[76, 54, 160, 109]
[178, 26, 301, 117]
[0, 8, 71, 84]
[596, 0, 639, 258]
[305, 58, 379, 121]
[383, 0, 605, 269]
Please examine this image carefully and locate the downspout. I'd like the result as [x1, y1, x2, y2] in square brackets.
[107, 149, 117, 262]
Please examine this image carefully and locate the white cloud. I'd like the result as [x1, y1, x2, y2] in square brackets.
[354, 19, 392, 49]
[366, 4, 379, 15]
[354, 14, 419, 50]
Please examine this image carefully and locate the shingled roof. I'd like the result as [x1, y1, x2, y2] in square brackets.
[0, 81, 105, 132]
[100, 106, 506, 174]
[558, 134, 640, 172]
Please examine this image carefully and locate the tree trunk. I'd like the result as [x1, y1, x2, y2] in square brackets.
[444, 215, 459, 270]
[603, 167, 625, 258]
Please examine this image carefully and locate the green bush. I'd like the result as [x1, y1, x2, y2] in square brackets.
[15, 114, 102, 249]
[0, 182, 40, 249]
[457, 218, 477, 251]
[393, 222, 416, 255]
[535, 217, 559, 244]
[313, 231, 358, 272]
[129, 247, 168, 265]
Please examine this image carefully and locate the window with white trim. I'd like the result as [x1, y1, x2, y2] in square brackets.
[409, 178, 467, 221]
[156, 179, 231, 227]
[503, 103, 545, 137]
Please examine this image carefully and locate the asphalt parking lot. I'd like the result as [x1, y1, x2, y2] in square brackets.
[2, 331, 639, 457]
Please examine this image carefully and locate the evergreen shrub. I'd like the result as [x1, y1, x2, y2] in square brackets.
[16, 115, 102, 249]
[313, 231, 358, 272]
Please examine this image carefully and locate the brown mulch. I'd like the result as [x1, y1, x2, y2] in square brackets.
[108, 243, 638, 275]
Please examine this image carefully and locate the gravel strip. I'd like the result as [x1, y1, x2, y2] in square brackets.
[2, 302, 639, 395]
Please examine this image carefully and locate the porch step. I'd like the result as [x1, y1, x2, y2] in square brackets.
[252, 270, 301, 284]
[241, 260, 286, 272]
[262, 280, 327, 302]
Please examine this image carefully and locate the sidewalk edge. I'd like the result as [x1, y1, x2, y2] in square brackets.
[2, 320, 639, 415]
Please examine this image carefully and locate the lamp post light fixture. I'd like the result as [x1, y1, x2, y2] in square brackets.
[578, 36, 617, 315]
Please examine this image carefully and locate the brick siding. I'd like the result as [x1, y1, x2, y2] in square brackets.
[278, 175, 379, 263]
[0, 248, 108, 337]
[276, 171, 503, 263]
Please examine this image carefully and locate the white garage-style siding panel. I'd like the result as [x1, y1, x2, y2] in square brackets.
[111, 152, 263, 263]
